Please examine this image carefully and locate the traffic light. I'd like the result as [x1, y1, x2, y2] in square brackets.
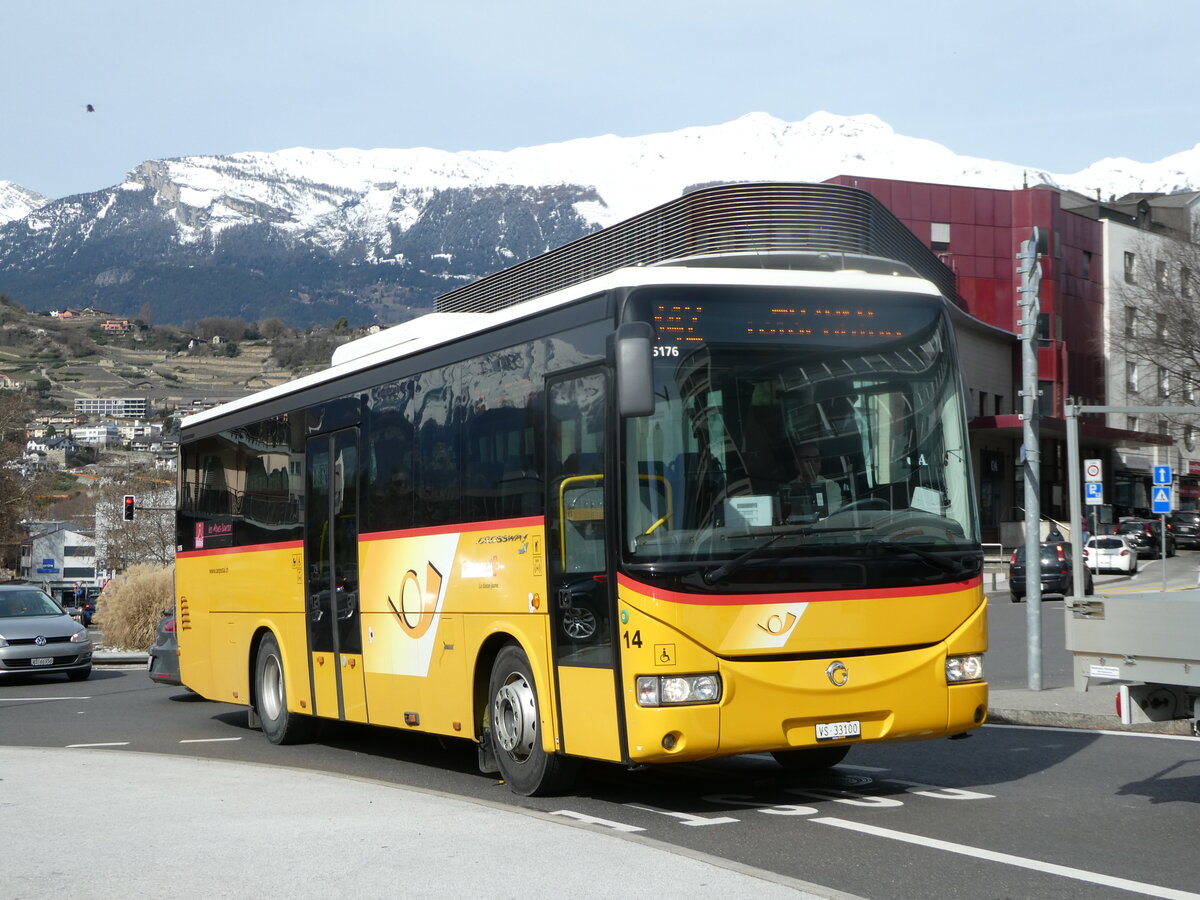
[123, 495, 135, 521]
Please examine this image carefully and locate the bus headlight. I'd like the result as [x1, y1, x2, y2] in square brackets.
[946, 654, 984, 684]
[636, 674, 722, 707]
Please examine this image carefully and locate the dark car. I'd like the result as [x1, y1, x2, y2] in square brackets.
[1117, 518, 1176, 558]
[1168, 510, 1200, 550]
[1008, 541, 1094, 602]
[146, 609, 181, 686]
[0, 583, 93, 681]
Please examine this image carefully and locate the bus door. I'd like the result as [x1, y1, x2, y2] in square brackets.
[304, 427, 367, 723]
[546, 370, 622, 761]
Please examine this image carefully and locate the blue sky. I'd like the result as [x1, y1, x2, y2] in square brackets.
[3, 0, 1195, 199]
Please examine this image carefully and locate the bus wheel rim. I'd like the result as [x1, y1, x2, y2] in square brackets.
[262, 656, 283, 720]
[493, 673, 536, 760]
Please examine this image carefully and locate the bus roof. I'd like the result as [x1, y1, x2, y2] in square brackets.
[180, 260, 940, 431]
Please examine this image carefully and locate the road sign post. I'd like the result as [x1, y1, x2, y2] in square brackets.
[1152, 465, 1172, 591]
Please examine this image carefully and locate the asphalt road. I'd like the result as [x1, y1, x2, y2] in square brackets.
[4, 658, 1199, 899]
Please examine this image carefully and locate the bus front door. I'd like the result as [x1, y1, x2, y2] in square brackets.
[547, 371, 622, 762]
[304, 428, 367, 723]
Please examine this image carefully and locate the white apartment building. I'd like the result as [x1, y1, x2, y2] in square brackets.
[74, 397, 150, 418]
[1093, 192, 1200, 512]
[72, 423, 122, 447]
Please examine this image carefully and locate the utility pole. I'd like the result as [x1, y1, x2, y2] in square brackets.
[1017, 229, 1043, 690]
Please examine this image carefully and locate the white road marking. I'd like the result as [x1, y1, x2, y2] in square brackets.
[178, 737, 243, 744]
[0, 696, 91, 702]
[550, 810, 645, 832]
[985, 723, 1200, 742]
[625, 803, 739, 825]
[813, 816, 1200, 900]
[66, 742, 130, 748]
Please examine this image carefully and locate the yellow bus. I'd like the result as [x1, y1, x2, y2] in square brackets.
[176, 183, 987, 795]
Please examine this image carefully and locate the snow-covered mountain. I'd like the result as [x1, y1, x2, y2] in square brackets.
[1, 111, 1198, 326]
[0, 182, 47, 226]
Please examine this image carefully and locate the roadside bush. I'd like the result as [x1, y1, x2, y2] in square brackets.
[94, 563, 174, 651]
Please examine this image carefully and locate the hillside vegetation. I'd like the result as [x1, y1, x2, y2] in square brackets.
[0, 297, 353, 415]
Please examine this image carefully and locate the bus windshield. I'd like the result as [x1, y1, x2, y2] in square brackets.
[621, 285, 979, 591]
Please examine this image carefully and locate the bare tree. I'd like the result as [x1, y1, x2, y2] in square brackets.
[0, 392, 41, 569]
[257, 317, 291, 340]
[1116, 234, 1200, 395]
[95, 476, 175, 571]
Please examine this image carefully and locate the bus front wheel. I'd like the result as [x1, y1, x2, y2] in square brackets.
[771, 745, 850, 771]
[254, 633, 315, 745]
[488, 644, 577, 796]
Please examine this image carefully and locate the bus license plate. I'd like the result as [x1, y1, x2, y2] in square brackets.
[816, 720, 860, 741]
[31, 657, 54, 666]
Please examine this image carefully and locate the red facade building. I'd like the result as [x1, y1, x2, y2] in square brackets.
[826, 176, 1167, 540]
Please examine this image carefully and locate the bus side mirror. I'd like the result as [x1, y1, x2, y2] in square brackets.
[616, 322, 654, 418]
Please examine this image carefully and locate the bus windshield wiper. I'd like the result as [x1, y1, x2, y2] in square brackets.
[866, 540, 974, 577]
[702, 533, 788, 584]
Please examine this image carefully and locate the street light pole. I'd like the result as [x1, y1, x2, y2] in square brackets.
[1017, 229, 1043, 691]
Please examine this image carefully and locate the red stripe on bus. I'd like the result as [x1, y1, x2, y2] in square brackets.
[616, 572, 982, 605]
[177, 540, 304, 559]
[359, 516, 544, 542]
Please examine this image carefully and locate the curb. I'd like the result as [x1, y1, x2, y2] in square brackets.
[988, 707, 1196, 736]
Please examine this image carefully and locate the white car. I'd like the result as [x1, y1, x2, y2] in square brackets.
[1084, 535, 1138, 575]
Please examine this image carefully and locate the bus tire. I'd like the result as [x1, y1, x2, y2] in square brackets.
[771, 745, 851, 771]
[488, 643, 577, 796]
[254, 632, 315, 745]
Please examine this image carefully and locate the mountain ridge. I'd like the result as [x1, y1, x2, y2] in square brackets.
[2, 111, 1198, 327]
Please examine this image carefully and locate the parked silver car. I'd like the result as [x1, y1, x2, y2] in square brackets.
[0, 583, 93, 681]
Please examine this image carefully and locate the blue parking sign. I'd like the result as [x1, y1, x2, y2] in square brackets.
[1084, 483, 1103, 505]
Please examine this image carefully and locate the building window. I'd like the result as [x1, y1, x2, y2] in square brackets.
[930, 222, 950, 251]
[1125, 306, 1136, 337]
[1127, 361, 1139, 393]
[1159, 366, 1170, 398]
[1157, 314, 1168, 340]
[1159, 420, 1169, 436]
[1187, 426, 1196, 453]
[1155, 259, 1167, 289]
[1124, 251, 1137, 284]
[1082, 251, 1092, 279]
[1127, 415, 1139, 432]
[1183, 266, 1193, 299]
[994, 395, 1004, 415]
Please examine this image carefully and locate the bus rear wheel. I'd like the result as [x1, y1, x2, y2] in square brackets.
[771, 745, 851, 771]
[254, 632, 315, 745]
[488, 644, 577, 796]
